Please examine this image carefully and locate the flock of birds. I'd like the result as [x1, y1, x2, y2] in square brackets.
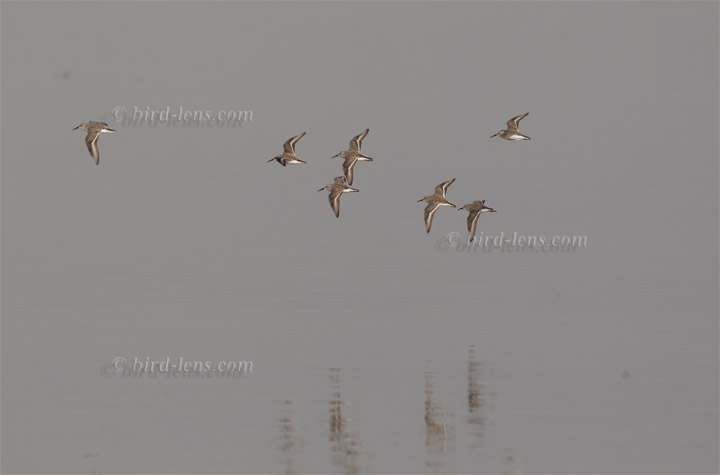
[73, 113, 531, 242]
[269, 129, 372, 219]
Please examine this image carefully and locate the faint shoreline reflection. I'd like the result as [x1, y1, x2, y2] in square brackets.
[467, 344, 487, 449]
[328, 368, 362, 474]
[424, 365, 454, 472]
[276, 399, 303, 475]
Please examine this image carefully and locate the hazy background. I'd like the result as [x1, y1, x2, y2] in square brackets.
[2, 1, 718, 473]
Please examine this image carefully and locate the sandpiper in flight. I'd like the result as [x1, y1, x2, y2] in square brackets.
[73, 121, 116, 165]
[268, 132, 307, 166]
[459, 200, 497, 243]
[417, 178, 456, 233]
[331, 128, 373, 185]
[318, 176, 359, 218]
[491, 113, 531, 140]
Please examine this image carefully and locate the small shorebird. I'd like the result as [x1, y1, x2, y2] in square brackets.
[73, 121, 116, 165]
[459, 200, 497, 243]
[491, 113, 531, 141]
[331, 128, 373, 185]
[268, 132, 307, 166]
[318, 176, 359, 218]
[417, 179, 456, 233]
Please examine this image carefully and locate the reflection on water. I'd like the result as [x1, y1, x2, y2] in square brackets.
[268, 355, 523, 474]
[328, 368, 361, 474]
[467, 344, 486, 449]
[424, 366, 453, 472]
[276, 400, 302, 475]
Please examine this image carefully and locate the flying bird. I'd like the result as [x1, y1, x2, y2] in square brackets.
[491, 113, 531, 140]
[73, 121, 116, 165]
[417, 179, 456, 233]
[459, 200, 497, 243]
[331, 129, 373, 185]
[268, 132, 307, 166]
[318, 176, 359, 217]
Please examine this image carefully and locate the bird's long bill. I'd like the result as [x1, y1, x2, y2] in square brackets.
[317, 188, 324, 192]
[490, 133, 498, 138]
[331, 154, 339, 158]
[72, 126, 80, 130]
[417, 198, 424, 202]
[267, 158, 275, 162]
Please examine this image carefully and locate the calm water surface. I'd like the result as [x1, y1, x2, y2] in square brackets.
[2, 2, 718, 473]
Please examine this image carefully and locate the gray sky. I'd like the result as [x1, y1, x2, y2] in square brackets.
[2, 2, 718, 473]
